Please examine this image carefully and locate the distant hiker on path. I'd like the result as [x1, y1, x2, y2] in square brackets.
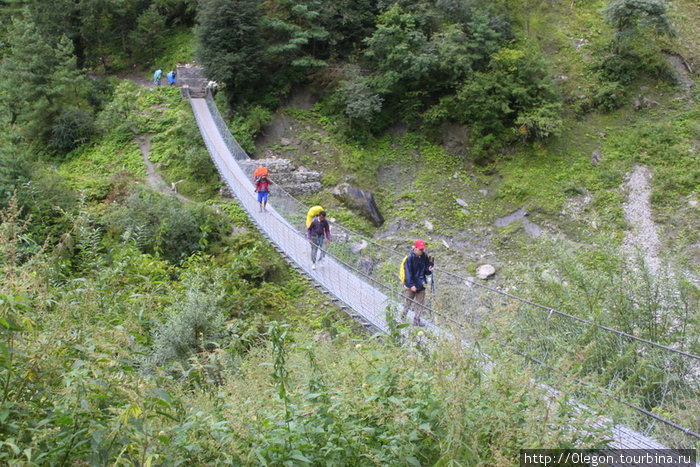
[166, 70, 176, 86]
[307, 210, 330, 270]
[254, 173, 272, 212]
[153, 69, 162, 86]
[207, 80, 218, 97]
[401, 240, 434, 326]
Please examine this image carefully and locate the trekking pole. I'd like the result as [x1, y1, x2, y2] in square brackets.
[427, 256, 435, 314]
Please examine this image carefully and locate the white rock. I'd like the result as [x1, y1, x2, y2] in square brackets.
[350, 240, 368, 254]
[476, 264, 496, 280]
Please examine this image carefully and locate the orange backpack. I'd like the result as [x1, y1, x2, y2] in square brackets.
[253, 167, 269, 181]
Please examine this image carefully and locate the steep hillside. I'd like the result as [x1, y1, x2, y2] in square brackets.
[1, 0, 698, 463]
[246, 0, 698, 290]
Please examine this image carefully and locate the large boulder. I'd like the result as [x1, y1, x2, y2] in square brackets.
[332, 183, 384, 227]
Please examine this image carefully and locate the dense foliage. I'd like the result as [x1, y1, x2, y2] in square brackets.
[195, 0, 565, 151]
[1, 193, 603, 463]
[0, 0, 698, 462]
[0, 0, 196, 69]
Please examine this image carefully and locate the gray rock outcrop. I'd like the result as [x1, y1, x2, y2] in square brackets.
[331, 183, 385, 227]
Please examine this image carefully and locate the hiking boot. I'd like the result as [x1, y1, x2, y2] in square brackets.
[311, 264, 316, 270]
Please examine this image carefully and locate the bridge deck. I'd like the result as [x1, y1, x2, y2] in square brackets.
[190, 98, 402, 333]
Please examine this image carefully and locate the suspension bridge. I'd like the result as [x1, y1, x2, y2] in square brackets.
[178, 66, 699, 460]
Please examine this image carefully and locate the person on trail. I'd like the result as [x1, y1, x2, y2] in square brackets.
[307, 210, 330, 270]
[255, 174, 272, 212]
[166, 70, 176, 86]
[207, 80, 219, 97]
[153, 69, 162, 86]
[401, 240, 434, 326]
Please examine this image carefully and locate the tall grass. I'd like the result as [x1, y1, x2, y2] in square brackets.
[0, 193, 604, 464]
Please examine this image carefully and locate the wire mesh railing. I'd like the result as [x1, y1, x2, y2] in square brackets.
[189, 89, 700, 451]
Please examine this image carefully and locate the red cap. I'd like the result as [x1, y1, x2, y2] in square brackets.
[414, 240, 426, 249]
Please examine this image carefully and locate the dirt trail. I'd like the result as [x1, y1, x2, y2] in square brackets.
[134, 132, 189, 203]
[622, 165, 661, 274]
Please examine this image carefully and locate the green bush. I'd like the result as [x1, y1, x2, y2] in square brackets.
[230, 105, 272, 155]
[104, 185, 228, 264]
[151, 268, 228, 364]
[86, 76, 116, 112]
[596, 53, 641, 85]
[593, 81, 626, 111]
[500, 238, 700, 440]
[15, 170, 79, 247]
[50, 109, 97, 151]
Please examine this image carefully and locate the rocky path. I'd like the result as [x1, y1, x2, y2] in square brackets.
[622, 165, 661, 275]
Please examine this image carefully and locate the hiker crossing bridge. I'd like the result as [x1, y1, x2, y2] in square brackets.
[181, 77, 699, 457]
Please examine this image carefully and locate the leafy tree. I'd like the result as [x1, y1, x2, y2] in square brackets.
[195, 0, 264, 106]
[153, 0, 197, 26]
[452, 70, 515, 136]
[463, 8, 512, 70]
[363, 5, 438, 93]
[114, 0, 161, 63]
[603, 0, 672, 54]
[5, 0, 83, 62]
[261, 0, 330, 68]
[376, 0, 440, 33]
[0, 12, 87, 143]
[78, 0, 121, 70]
[3, 0, 156, 69]
[128, 4, 167, 67]
[317, 0, 378, 59]
[449, 47, 560, 141]
[342, 75, 384, 124]
[77, 0, 157, 70]
[431, 25, 474, 85]
[432, 5, 511, 79]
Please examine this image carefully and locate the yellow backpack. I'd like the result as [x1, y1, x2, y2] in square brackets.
[399, 256, 407, 285]
[306, 205, 324, 227]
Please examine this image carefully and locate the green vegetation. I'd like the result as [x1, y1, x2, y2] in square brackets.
[0, 0, 698, 462]
[1, 195, 608, 464]
[494, 238, 700, 445]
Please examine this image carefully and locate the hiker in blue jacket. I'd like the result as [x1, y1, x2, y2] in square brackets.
[153, 69, 162, 86]
[166, 70, 176, 86]
[402, 240, 433, 326]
